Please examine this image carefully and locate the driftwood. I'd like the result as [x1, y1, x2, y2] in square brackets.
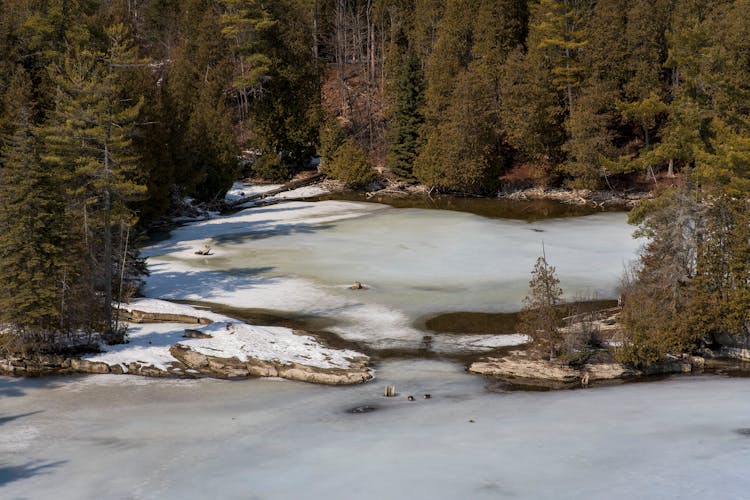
[195, 245, 212, 256]
[561, 306, 621, 324]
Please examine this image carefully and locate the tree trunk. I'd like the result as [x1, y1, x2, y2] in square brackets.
[312, 0, 319, 62]
[103, 146, 113, 331]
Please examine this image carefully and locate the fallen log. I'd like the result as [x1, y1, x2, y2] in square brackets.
[226, 173, 325, 210]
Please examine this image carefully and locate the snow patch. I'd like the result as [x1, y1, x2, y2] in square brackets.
[178, 322, 365, 369]
[86, 300, 366, 371]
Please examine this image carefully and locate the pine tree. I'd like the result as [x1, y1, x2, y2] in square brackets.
[619, 189, 706, 367]
[519, 252, 564, 360]
[534, 0, 590, 115]
[421, 0, 477, 125]
[414, 69, 503, 193]
[41, 24, 146, 335]
[184, 79, 239, 200]
[499, 47, 566, 163]
[387, 48, 424, 179]
[218, 0, 276, 118]
[244, 0, 320, 179]
[562, 0, 628, 187]
[0, 68, 70, 351]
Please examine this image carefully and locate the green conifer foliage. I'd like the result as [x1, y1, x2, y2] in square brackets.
[561, 0, 627, 187]
[619, 189, 706, 367]
[323, 137, 377, 188]
[41, 24, 146, 333]
[218, 0, 276, 108]
[185, 80, 239, 200]
[245, 0, 320, 179]
[534, 0, 590, 114]
[519, 253, 564, 360]
[421, 0, 477, 125]
[0, 68, 71, 350]
[387, 49, 424, 179]
[689, 200, 750, 343]
[414, 70, 503, 193]
[499, 47, 566, 163]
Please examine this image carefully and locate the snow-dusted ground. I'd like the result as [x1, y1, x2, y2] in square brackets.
[224, 180, 330, 208]
[141, 189, 640, 351]
[223, 181, 281, 203]
[2, 366, 749, 499]
[85, 299, 365, 372]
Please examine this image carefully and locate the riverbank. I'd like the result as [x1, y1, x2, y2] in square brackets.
[0, 180, 669, 388]
[0, 299, 372, 385]
[324, 176, 652, 210]
[223, 171, 651, 218]
[3, 298, 748, 390]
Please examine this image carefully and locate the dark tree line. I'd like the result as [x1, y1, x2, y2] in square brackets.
[0, 0, 319, 351]
[319, 0, 750, 195]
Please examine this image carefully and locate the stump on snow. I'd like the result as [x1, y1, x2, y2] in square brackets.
[384, 385, 396, 397]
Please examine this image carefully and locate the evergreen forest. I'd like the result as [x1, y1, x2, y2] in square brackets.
[0, 0, 748, 366]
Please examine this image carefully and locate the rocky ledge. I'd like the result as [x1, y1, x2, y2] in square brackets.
[498, 186, 650, 209]
[163, 321, 373, 384]
[170, 344, 370, 385]
[469, 351, 705, 388]
[0, 355, 182, 378]
[0, 299, 373, 385]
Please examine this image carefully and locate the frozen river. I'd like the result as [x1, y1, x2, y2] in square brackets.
[5, 195, 747, 499]
[2, 363, 750, 499]
[142, 198, 640, 350]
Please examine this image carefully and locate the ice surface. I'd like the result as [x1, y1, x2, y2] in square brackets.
[2, 367, 749, 499]
[141, 197, 640, 350]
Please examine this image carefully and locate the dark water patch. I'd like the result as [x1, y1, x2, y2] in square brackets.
[177, 300, 336, 331]
[313, 192, 621, 222]
[420, 300, 618, 336]
[485, 378, 563, 393]
[422, 312, 520, 335]
[348, 405, 378, 414]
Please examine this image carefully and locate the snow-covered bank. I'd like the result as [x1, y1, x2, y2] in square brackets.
[79, 299, 372, 384]
[3, 364, 750, 499]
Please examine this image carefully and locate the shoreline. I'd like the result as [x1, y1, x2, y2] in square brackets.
[326, 176, 651, 210]
[3, 180, 732, 390]
[3, 300, 749, 390]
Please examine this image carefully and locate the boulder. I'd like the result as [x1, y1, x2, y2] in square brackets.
[109, 364, 125, 375]
[720, 347, 750, 361]
[469, 356, 581, 384]
[582, 363, 636, 382]
[70, 359, 111, 374]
